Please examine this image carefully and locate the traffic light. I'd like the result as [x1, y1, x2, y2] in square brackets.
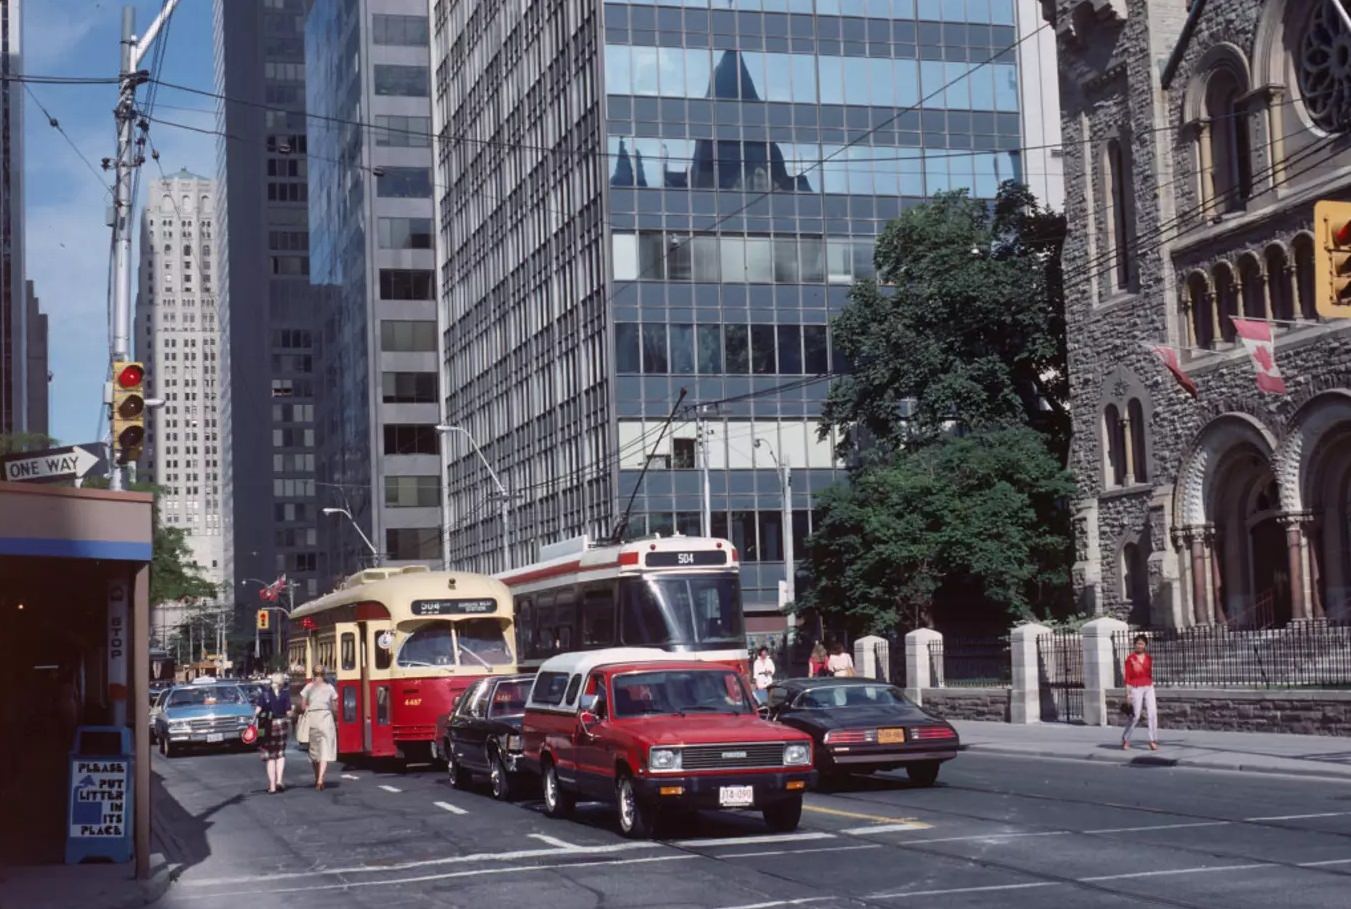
[1313, 200, 1351, 319]
[257, 609, 270, 631]
[111, 361, 146, 465]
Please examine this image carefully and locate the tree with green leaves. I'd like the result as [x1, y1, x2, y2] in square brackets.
[0, 432, 56, 456]
[799, 184, 1074, 634]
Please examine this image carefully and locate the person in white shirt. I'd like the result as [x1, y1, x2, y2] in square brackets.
[752, 646, 776, 702]
[827, 642, 856, 677]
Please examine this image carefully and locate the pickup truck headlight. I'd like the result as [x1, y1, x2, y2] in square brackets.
[649, 747, 682, 772]
[783, 743, 811, 766]
[236, 716, 250, 726]
[505, 734, 523, 752]
[168, 723, 189, 734]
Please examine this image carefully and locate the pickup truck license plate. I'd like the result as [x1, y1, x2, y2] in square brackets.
[878, 728, 905, 744]
[206, 733, 224, 743]
[719, 785, 754, 807]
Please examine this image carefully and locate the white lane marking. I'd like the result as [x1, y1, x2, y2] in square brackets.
[1245, 812, 1349, 822]
[666, 832, 835, 848]
[182, 841, 662, 887]
[840, 823, 937, 836]
[377, 784, 402, 793]
[341, 774, 359, 781]
[869, 882, 1060, 900]
[528, 833, 579, 849]
[888, 830, 1072, 846]
[711, 899, 836, 909]
[1080, 862, 1270, 882]
[723, 844, 883, 860]
[432, 801, 467, 815]
[1083, 821, 1231, 834]
[1299, 858, 1351, 867]
[176, 854, 699, 899]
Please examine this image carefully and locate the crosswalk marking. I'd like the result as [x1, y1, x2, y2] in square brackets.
[378, 784, 402, 793]
[839, 822, 930, 835]
[341, 774, 360, 781]
[433, 801, 467, 815]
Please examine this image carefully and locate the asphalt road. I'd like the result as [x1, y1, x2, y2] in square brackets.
[148, 742, 1351, 909]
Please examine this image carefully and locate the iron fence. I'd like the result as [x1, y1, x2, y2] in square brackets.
[1113, 624, 1351, 689]
[1037, 630, 1084, 722]
[929, 635, 1011, 688]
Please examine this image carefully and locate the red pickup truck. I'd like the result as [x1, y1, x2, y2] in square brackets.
[521, 647, 816, 837]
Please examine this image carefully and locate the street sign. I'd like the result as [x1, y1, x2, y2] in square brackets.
[0, 443, 107, 484]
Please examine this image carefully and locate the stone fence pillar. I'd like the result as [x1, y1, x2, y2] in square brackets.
[904, 628, 941, 705]
[855, 635, 887, 681]
[1010, 622, 1051, 724]
[1081, 617, 1129, 726]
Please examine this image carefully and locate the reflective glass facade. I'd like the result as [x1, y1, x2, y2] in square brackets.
[433, 0, 1047, 629]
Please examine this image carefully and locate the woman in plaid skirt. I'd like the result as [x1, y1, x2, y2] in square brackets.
[254, 672, 292, 794]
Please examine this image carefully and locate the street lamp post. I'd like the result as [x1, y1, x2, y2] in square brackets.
[754, 439, 795, 612]
[436, 425, 511, 573]
[321, 506, 380, 567]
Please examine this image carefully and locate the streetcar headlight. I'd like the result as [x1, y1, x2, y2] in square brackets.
[506, 734, 523, 752]
[649, 748, 682, 772]
[783, 743, 811, 766]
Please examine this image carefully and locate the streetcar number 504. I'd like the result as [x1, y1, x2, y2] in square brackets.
[677, 553, 695, 565]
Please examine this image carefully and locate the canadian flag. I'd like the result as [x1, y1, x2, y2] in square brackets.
[259, 574, 287, 602]
[1231, 318, 1287, 395]
[1149, 345, 1198, 398]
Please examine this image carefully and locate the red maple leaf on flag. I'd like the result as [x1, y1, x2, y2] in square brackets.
[1252, 345, 1275, 372]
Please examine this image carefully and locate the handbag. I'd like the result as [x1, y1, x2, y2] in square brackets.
[295, 710, 311, 745]
[1118, 697, 1135, 718]
[241, 723, 258, 746]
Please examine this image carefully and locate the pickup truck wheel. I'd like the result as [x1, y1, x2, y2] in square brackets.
[489, 751, 515, 801]
[447, 746, 471, 790]
[762, 795, 803, 832]
[541, 759, 574, 818]
[907, 761, 940, 787]
[616, 773, 655, 838]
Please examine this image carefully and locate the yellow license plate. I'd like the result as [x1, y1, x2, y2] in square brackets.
[878, 728, 906, 744]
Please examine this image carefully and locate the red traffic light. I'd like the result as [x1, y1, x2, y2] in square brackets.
[116, 363, 144, 388]
[1335, 220, 1351, 247]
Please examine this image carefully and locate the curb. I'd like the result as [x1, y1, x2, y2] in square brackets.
[962, 741, 1351, 783]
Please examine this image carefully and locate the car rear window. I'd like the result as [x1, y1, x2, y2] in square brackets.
[489, 680, 531, 717]
[531, 671, 571, 706]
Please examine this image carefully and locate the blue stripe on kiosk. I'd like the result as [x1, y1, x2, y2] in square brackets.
[65, 726, 134, 864]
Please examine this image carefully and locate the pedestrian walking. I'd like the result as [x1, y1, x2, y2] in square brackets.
[807, 641, 829, 678]
[752, 646, 776, 701]
[254, 672, 292, 793]
[300, 666, 339, 790]
[1121, 634, 1159, 751]
[827, 641, 856, 677]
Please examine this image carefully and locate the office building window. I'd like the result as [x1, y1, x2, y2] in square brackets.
[372, 14, 429, 46]
[376, 167, 432, 198]
[380, 320, 438, 351]
[383, 424, 438, 455]
[384, 475, 441, 507]
[379, 269, 435, 300]
[386, 528, 439, 560]
[382, 371, 438, 403]
[374, 64, 430, 97]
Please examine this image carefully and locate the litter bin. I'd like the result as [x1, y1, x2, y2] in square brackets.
[65, 725, 134, 864]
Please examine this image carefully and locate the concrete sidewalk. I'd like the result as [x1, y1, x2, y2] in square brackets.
[953, 719, 1351, 781]
[0, 852, 176, 909]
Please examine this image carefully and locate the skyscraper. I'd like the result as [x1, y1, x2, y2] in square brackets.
[432, 0, 1060, 636]
[305, 0, 441, 571]
[134, 170, 225, 640]
[214, 0, 322, 603]
[23, 280, 47, 438]
[0, 0, 25, 435]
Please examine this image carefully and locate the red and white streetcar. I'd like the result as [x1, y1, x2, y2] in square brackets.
[498, 535, 749, 673]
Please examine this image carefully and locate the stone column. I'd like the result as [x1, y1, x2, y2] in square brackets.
[855, 634, 887, 681]
[1010, 623, 1051, 725]
[1081, 617, 1130, 726]
[1206, 527, 1226, 626]
[1279, 513, 1313, 621]
[1183, 527, 1210, 625]
[904, 628, 940, 706]
[1121, 413, 1136, 486]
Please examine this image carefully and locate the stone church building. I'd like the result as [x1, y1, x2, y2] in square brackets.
[1051, 0, 1351, 628]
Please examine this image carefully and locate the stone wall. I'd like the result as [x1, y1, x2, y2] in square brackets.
[1108, 688, 1351, 736]
[919, 688, 1010, 723]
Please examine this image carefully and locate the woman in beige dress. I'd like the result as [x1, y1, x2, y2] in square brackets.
[300, 667, 339, 790]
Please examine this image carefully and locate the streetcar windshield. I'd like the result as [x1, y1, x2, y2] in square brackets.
[396, 618, 514, 668]
[619, 574, 744, 647]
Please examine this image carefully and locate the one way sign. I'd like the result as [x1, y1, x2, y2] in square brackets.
[1, 443, 108, 484]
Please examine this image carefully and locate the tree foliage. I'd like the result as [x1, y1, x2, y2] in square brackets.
[821, 183, 1069, 461]
[797, 427, 1074, 635]
[0, 432, 57, 456]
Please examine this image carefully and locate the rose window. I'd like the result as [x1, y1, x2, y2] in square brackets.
[1299, 2, 1351, 132]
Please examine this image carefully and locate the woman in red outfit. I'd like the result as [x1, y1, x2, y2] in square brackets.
[1122, 635, 1158, 751]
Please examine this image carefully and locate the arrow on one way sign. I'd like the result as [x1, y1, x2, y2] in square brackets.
[1, 443, 108, 484]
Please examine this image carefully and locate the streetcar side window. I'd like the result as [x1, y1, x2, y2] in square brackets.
[340, 633, 356, 671]
[374, 629, 392, 670]
[536, 593, 556, 653]
[517, 596, 534, 659]
[554, 589, 576, 651]
[581, 581, 617, 647]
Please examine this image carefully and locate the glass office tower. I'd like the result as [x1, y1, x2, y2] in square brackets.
[432, 0, 1052, 636]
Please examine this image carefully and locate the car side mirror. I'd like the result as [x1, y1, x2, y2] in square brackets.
[756, 704, 772, 720]
[579, 693, 598, 713]
[578, 710, 601, 736]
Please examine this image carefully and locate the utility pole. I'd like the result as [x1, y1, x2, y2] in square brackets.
[108, 1, 182, 488]
[696, 407, 713, 538]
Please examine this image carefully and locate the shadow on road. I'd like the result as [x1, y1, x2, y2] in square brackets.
[151, 767, 242, 873]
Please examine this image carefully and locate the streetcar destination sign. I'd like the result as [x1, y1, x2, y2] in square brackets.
[410, 598, 498, 616]
[645, 550, 729, 567]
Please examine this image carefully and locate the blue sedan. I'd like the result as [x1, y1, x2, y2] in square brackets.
[153, 681, 257, 757]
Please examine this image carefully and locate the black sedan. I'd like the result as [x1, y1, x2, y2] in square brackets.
[765, 678, 959, 786]
[438, 673, 534, 800]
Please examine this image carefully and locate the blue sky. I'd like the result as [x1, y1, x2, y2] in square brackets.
[25, 0, 215, 445]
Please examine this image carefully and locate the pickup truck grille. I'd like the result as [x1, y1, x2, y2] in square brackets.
[681, 743, 785, 770]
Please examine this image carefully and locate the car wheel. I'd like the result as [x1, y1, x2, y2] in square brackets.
[907, 761, 940, 787]
[541, 758, 574, 818]
[762, 795, 803, 832]
[616, 773, 655, 839]
[489, 751, 514, 801]
[447, 746, 471, 790]
[162, 739, 179, 758]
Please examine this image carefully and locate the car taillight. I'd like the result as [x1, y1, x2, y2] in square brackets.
[911, 725, 957, 741]
[824, 729, 871, 744]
